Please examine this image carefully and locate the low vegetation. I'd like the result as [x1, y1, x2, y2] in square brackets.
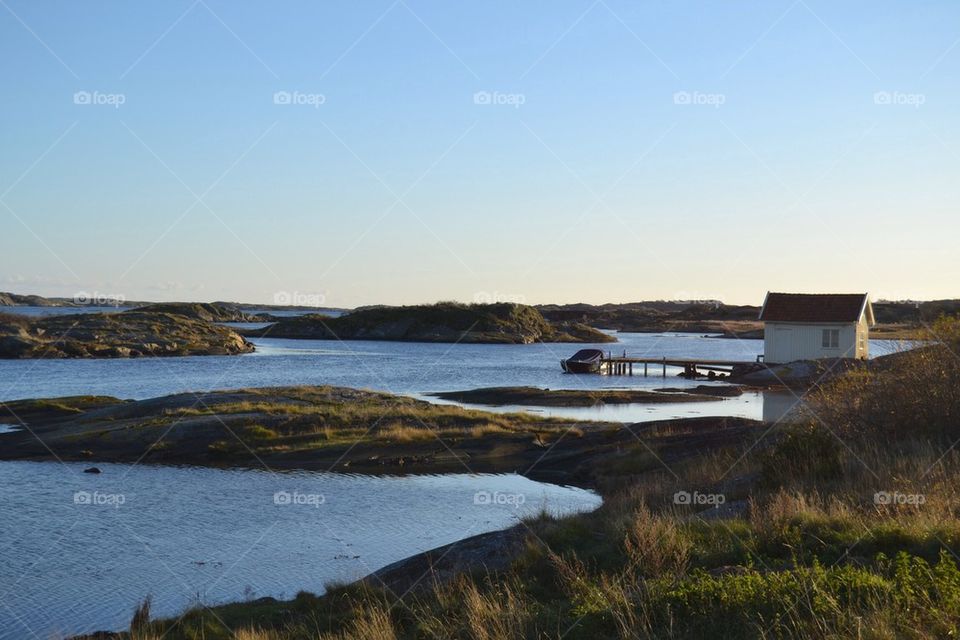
[106, 318, 960, 639]
[538, 300, 764, 336]
[245, 302, 615, 344]
[130, 302, 267, 323]
[4, 386, 681, 479]
[0, 311, 253, 358]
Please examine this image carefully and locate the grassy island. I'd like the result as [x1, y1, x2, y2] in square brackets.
[244, 302, 616, 344]
[0, 311, 253, 359]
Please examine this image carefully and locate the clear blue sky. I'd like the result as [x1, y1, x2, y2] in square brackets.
[1, 1, 957, 307]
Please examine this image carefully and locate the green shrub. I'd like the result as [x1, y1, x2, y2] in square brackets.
[759, 425, 844, 487]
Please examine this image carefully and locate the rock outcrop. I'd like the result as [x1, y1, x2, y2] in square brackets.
[0, 386, 758, 483]
[0, 311, 254, 358]
[131, 302, 268, 323]
[731, 358, 868, 388]
[430, 386, 727, 406]
[0, 291, 78, 307]
[244, 302, 616, 344]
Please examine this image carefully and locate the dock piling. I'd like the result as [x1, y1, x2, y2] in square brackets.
[595, 355, 757, 378]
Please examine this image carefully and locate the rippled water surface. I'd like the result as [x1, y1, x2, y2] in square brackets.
[0, 327, 901, 422]
[0, 462, 600, 638]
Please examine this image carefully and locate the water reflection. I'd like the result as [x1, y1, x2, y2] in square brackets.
[761, 391, 806, 423]
[0, 463, 600, 638]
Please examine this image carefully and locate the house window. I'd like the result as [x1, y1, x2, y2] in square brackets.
[822, 329, 839, 349]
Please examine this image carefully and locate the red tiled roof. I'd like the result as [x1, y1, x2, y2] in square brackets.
[759, 293, 870, 323]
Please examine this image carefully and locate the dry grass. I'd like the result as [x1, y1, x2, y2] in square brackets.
[376, 421, 519, 443]
[323, 605, 397, 640]
[758, 430, 960, 529]
[465, 422, 512, 438]
[233, 630, 280, 640]
[103, 386, 589, 463]
[623, 503, 692, 577]
[376, 423, 437, 443]
[811, 316, 960, 440]
[460, 579, 529, 640]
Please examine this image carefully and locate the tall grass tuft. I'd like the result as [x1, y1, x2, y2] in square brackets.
[624, 503, 692, 577]
[331, 604, 397, 640]
[129, 595, 152, 636]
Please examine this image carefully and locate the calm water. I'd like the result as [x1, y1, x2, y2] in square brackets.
[0, 304, 128, 317]
[0, 462, 600, 639]
[0, 328, 901, 423]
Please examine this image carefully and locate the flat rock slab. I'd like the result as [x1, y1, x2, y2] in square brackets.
[655, 384, 745, 397]
[430, 386, 726, 407]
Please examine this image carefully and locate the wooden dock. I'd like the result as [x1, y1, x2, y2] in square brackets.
[599, 354, 764, 378]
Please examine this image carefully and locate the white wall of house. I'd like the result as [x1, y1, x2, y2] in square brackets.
[764, 322, 864, 363]
[855, 316, 870, 359]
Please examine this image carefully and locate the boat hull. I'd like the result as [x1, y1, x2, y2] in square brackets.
[561, 360, 601, 374]
[560, 349, 605, 374]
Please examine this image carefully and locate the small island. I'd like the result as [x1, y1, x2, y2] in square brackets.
[0, 385, 749, 480]
[0, 311, 253, 358]
[243, 302, 616, 344]
[130, 302, 269, 323]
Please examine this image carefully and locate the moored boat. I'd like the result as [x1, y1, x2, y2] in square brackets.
[561, 348, 605, 373]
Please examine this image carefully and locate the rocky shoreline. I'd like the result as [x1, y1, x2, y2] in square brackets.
[0, 386, 758, 488]
[0, 291, 349, 315]
[243, 302, 615, 344]
[1, 295, 935, 352]
[0, 311, 253, 358]
[429, 385, 737, 407]
[131, 302, 269, 323]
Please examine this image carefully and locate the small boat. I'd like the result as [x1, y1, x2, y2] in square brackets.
[561, 348, 605, 373]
